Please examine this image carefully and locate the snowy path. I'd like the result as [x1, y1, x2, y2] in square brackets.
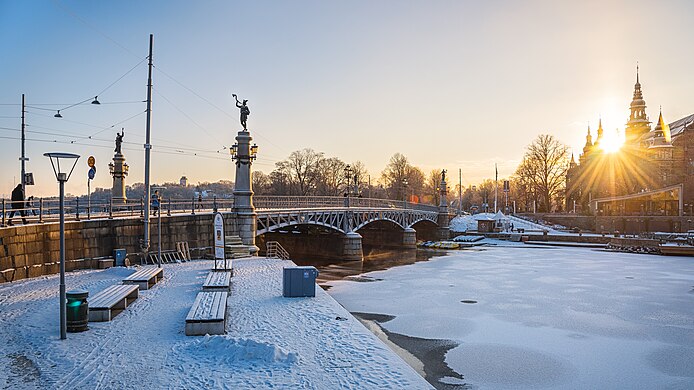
[0, 259, 428, 390]
[327, 246, 694, 389]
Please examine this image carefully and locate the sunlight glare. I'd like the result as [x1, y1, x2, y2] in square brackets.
[599, 128, 624, 153]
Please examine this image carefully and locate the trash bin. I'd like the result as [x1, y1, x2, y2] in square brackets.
[66, 290, 89, 332]
[283, 266, 319, 297]
[113, 249, 127, 266]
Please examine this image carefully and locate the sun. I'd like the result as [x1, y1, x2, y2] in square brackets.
[599, 130, 624, 153]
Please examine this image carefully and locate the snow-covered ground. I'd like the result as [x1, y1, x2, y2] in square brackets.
[327, 245, 694, 389]
[450, 213, 563, 234]
[0, 258, 429, 389]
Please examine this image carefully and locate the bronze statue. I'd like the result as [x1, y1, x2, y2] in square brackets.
[232, 94, 250, 131]
[441, 169, 447, 182]
[115, 129, 124, 154]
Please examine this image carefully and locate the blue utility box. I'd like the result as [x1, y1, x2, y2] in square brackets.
[113, 249, 127, 266]
[283, 266, 319, 298]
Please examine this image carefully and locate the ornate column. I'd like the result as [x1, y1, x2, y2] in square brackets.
[438, 170, 450, 240]
[232, 130, 259, 254]
[109, 152, 129, 204]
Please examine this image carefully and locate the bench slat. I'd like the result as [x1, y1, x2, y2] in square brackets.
[186, 291, 227, 322]
[123, 267, 163, 281]
[90, 284, 139, 308]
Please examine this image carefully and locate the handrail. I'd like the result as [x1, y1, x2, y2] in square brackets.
[0, 195, 438, 227]
[266, 241, 290, 260]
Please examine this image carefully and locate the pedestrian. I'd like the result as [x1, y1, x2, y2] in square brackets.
[197, 193, 203, 210]
[151, 190, 160, 216]
[8, 184, 27, 225]
[26, 196, 37, 216]
[510, 222, 514, 232]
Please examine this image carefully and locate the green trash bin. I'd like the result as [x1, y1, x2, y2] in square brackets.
[66, 290, 89, 332]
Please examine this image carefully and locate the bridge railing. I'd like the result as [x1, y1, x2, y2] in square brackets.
[0, 196, 234, 226]
[253, 196, 439, 213]
[1, 195, 438, 227]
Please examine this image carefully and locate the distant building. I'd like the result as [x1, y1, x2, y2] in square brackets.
[566, 67, 694, 216]
[180, 176, 188, 186]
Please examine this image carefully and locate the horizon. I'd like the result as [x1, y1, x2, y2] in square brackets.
[1, 0, 693, 198]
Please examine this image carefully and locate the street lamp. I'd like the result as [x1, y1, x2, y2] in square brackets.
[152, 186, 166, 268]
[44, 152, 80, 340]
[344, 165, 353, 207]
[402, 178, 408, 209]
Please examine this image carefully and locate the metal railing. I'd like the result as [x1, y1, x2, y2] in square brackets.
[0, 196, 234, 226]
[266, 241, 291, 260]
[254, 196, 439, 213]
[1, 195, 439, 227]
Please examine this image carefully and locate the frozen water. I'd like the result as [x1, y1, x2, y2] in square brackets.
[327, 244, 694, 389]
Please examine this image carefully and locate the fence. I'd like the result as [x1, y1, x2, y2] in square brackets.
[1, 195, 439, 227]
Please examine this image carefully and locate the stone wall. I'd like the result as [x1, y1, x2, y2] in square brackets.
[0, 212, 237, 283]
[519, 213, 693, 234]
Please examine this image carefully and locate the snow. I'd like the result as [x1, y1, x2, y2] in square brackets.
[450, 213, 563, 233]
[326, 246, 694, 389]
[0, 258, 430, 389]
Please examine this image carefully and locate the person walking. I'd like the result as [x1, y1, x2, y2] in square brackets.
[8, 184, 27, 225]
[197, 193, 203, 210]
[151, 190, 160, 216]
[26, 196, 37, 216]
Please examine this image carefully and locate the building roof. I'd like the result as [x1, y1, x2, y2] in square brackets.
[667, 112, 694, 138]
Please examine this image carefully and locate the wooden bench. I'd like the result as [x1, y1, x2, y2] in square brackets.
[88, 284, 139, 322]
[185, 291, 228, 336]
[122, 267, 164, 290]
[203, 271, 232, 292]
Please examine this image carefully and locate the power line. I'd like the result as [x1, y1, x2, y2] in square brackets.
[152, 87, 225, 146]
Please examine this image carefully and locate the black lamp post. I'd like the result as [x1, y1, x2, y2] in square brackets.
[44, 152, 80, 340]
[402, 178, 408, 210]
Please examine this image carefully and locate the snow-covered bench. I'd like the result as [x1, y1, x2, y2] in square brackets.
[122, 267, 163, 290]
[185, 291, 228, 336]
[202, 271, 231, 292]
[88, 284, 139, 322]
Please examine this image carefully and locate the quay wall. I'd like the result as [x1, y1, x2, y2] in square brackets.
[0, 212, 237, 283]
[517, 213, 692, 234]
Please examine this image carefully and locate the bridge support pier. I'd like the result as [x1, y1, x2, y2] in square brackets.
[342, 231, 363, 261]
[403, 227, 417, 249]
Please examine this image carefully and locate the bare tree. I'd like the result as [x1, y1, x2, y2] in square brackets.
[425, 169, 443, 205]
[252, 171, 272, 195]
[284, 148, 325, 195]
[316, 157, 347, 196]
[515, 134, 569, 212]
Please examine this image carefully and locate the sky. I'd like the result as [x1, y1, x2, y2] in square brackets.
[1, 0, 693, 197]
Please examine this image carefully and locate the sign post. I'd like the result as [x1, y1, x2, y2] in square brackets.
[87, 156, 96, 219]
[213, 212, 226, 271]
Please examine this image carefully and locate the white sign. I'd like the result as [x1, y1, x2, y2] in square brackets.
[213, 213, 225, 260]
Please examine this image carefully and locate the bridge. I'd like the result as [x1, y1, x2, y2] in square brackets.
[0, 128, 450, 282]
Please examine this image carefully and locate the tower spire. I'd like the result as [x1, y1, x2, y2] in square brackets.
[626, 63, 650, 144]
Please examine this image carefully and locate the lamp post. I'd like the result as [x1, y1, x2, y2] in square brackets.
[344, 165, 353, 207]
[44, 152, 80, 340]
[402, 178, 408, 210]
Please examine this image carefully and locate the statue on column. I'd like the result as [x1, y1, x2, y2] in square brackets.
[232, 94, 250, 131]
[115, 129, 124, 154]
[441, 169, 447, 182]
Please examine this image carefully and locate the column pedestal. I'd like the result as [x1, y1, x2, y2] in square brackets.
[110, 153, 128, 204]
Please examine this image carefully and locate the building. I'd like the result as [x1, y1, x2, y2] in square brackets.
[180, 176, 188, 186]
[566, 67, 694, 216]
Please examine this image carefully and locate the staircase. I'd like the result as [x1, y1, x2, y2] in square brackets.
[224, 235, 252, 259]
